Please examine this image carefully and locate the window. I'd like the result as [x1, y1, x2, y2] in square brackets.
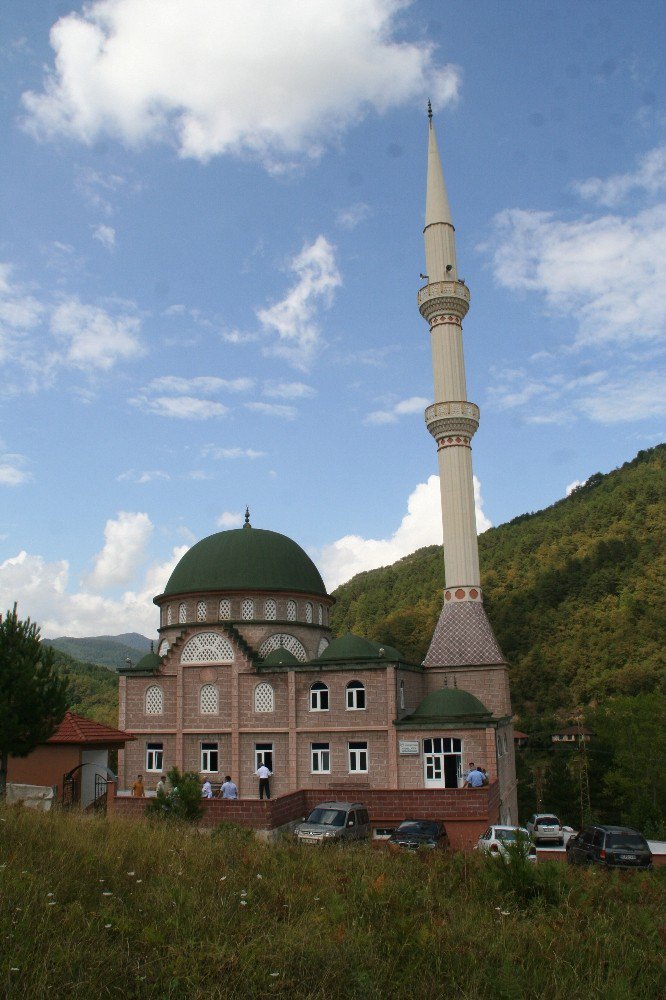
[197, 600, 207, 622]
[200, 684, 218, 714]
[310, 681, 329, 711]
[255, 743, 273, 771]
[158, 639, 169, 656]
[423, 737, 462, 787]
[346, 680, 366, 710]
[179, 602, 187, 624]
[287, 600, 296, 621]
[145, 685, 163, 715]
[166, 605, 173, 625]
[265, 599, 276, 620]
[258, 633, 307, 663]
[305, 602, 313, 623]
[399, 680, 405, 710]
[317, 604, 323, 625]
[181, 633, 234, 664]
[254, 683, 274, 713]
[146, 742, 163, 771]
[219, 599, 230, 620]
[317, 637, 330, 657]
[241, 598, 254, 621]
[348, 741, 368, 773]
[311, 742, 330, 773]
[201, 742, 218, 772]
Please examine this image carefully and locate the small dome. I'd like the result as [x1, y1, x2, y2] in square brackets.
[131, 651, 162, 673]
[318, 632, 404, 662]
[261, 648, 300, 666]
[162, 526, 327, 597]
[407, 688, 492, 724]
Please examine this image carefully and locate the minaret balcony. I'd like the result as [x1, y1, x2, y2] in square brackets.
[418, 280, 470, 323]
[425, 401, 479, 441]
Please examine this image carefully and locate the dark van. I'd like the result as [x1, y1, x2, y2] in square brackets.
[566, 825, 652, 869]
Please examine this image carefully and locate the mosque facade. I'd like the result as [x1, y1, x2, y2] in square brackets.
[118, 114, 518, 826]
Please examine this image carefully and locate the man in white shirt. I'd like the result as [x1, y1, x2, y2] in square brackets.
[201, 778, 213, 798]
[256, 763, 272, 800]
[220, 775, 238, 799]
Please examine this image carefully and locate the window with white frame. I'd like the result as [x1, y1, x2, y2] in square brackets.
[241, 598, 254, 621]
[145, 685, 163, 715]
[197, 600, 207, 622]
[200, 684, 218, 714]
[255, 743, 273, 771]
[265, 599, 277, 620]
[317, 604, 323, 625]
[219, 598, 230, 620]
[179, 602, 187, 623]
[305, 602, 313, 623]
[146, 742, 163, 771]
[254, 683, 274, 713]
[399, 680, 405, 710]
[287, 600, 296, 621]
[181, 633, 234, 664]
[311, 742, 330, 773]
[310, 681, 329, 711]
[201, 742, 219, 772]
[166, 605, 173, 625]
[348, 741, 368, 773]
[346, 680, 366, 710]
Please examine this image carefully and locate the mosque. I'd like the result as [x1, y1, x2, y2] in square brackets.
[118, 110, 518, 829]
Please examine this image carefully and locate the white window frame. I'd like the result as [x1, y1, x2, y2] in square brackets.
[287, 600, 296, 621]
[201, 742, 219, 773]
[348, 741, 368, 773]
[241, 598, 254, 621]
[146, 742, 164, 772]
[145, 685, 163, 715]
[265, 599, 277, 620]
[219, 599, 230, 620]
[254, 682, 274, 713]
[255, 743, 273, 771]
[311, 742, 330, 774]
[200, 684, 218, 715]
[346, 680, 366, 710]
[310, 681, 329, 712]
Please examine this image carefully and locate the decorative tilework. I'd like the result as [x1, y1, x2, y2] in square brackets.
[424, 601, 505, 668]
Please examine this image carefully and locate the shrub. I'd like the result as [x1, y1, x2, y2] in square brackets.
[146, 766, 203, 822]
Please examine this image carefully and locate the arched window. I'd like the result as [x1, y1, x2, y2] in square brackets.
[254, 683, 274, 713]
[317, 637, 330, 657]
[399, 680, 405, 710]
[241, 598, 254, 621]
[200, 684, 218, 714]
[287, 600, 296, 622]
[180, 633, 234, 664]
[310, 681, 329, 712]
[158, 639, 169, 657]
[258, 633, 307, 663]
[178, 602, 187, 624]
[317, 604, 323, 625]
[197, 600, 207, 622]
[346, 680, 366, 710]
[265, 599, 277, 620]
[305, 602, 313, 623]
[219, 599, 230, 620]
[145, 685, 163, 715]
[166, 605, 173, 625]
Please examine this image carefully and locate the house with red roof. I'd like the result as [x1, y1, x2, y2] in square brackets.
[7, 711, 134, 808]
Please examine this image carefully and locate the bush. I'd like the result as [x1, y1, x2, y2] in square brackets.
[146, 766, 203, 822]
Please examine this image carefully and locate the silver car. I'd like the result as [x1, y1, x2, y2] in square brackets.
[477, 825, 537, 862]
[295, 801, 371, 844]
[526, 813, 564, 845]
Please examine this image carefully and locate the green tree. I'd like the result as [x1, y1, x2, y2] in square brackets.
[146, 767, 203, 822]
[0, 604, 69, 799]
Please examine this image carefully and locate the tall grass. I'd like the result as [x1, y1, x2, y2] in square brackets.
[0, 806, 663, 999]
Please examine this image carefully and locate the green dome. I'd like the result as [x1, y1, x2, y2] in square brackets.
[408, 688, 492, 724]
[318, 632, 404, 662]
[130, 651, 161, 673]
[163, 526, 327, 597]
[261, 648, 300, 666]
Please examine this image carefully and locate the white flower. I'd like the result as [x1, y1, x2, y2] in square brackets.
[127, 872, 135, 876]
[102, 892, 113, 896]
[240, 900, 247, 906]
[240, 890, 247, 897]
[105, 924, 112, 929]
[136, 880, 142, 884]
[47, 892, 54, 897]
[269, 973, 280, 977]
[219, 876, 227, 881]
[48, 901, 56, 906]
[256, 874, 263, 879]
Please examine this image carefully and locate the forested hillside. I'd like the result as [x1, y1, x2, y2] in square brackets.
[50, 648, 119, 727]
[331, 445, 665, 723]
[45, 632, 151, 671]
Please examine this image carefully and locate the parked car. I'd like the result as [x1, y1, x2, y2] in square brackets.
[477, 826, 537, 862]
[387, 819, 449, 851]
[294, 802, 371, 844]
[526, 813, 564, 845]
[566, 825, 652, 869]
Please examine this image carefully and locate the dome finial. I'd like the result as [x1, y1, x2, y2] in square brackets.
[244, 506, 251, 528]
[427, 98, 432, 126]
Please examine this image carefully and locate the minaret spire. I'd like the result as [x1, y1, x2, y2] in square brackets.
[418, 114, 504, 668]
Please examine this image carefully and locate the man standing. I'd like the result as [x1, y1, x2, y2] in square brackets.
[131, 774, 145, 797]
[220, 775, 238, 799]
[464, 766, 485, 788]
[256, 762, 272, 800]
[156, 774, 167, 796]
[201, 778, 213, 798]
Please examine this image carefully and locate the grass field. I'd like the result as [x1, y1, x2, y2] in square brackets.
[0, 806, 664, 999]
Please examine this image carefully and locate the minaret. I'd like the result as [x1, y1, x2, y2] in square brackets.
[419, 106, 504, 670]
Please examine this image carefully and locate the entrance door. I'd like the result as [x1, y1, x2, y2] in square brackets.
[423, 738, 462, 788]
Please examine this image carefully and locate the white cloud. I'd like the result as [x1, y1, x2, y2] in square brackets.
[566, 479, 585, 496]
[216, 511, 243, 528]
[245, 402, 297, 420]
[87, 511, 153, 590]
[0, 453, 32, 487]
[50, 297, 144, 369]
[117, 469, 171, 484]
[336, 203, 371, 230]
[262, 381, 315, 400]
[257, 236, 341, 368]
[148, 375, 253, 395]
[577, 370, 666, 424]
[92, 223, 116, 249]
[22, 0, 459, 169]
[202, 446, 266, 460]
[365, 396, 429, 425]
[132, 395, 229, 419]
[0, 544, 188, 638]
[574, 145, 666, 206]
[317, 474, 491, 590]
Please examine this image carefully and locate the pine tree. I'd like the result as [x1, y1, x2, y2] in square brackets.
[0, 604, 69, 798]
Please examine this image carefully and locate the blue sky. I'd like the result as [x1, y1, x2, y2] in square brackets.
[1, 0, 664, 638]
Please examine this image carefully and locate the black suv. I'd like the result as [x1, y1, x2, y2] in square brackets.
[566, 825, 652, 869]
